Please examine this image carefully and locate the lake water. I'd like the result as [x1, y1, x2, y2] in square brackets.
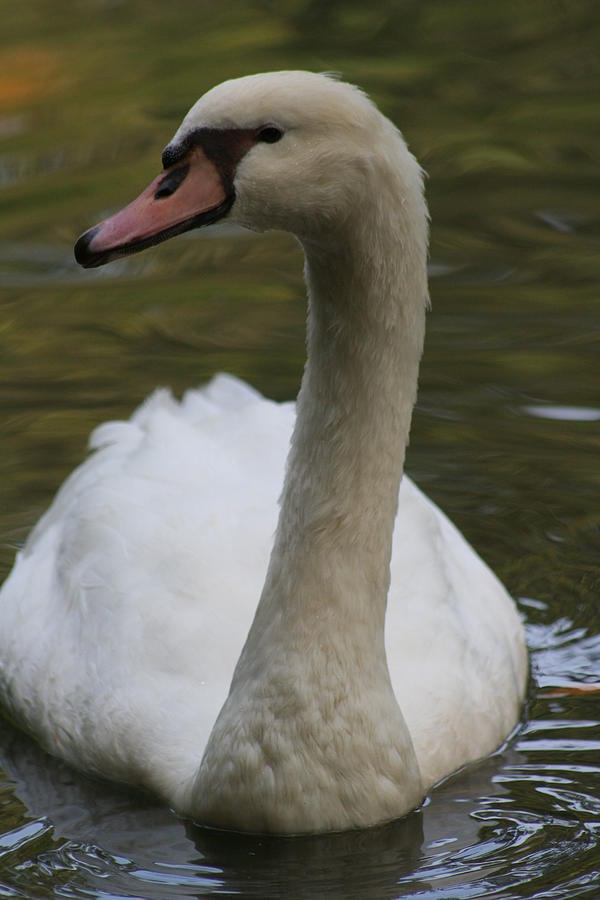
[0, 1, 599, 897]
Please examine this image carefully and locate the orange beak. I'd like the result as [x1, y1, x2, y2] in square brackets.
[74, 146, 232, 268]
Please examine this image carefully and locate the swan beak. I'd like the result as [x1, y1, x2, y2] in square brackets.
[74, 147, 232, 268]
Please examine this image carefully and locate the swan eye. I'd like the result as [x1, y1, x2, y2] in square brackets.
[257, 126, 283, 144]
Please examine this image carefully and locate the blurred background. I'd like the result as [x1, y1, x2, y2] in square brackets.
[0, 1, 598, 897]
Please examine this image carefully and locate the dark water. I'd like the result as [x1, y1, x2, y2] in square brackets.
[0, 1, 599, 897]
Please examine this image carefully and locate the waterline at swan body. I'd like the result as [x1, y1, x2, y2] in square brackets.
[0, 72, 528, 834]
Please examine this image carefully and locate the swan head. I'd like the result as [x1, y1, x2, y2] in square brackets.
[75, 70, 424, 267]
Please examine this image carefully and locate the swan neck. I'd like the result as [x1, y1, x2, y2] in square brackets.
[192, 141, 429, 832]
[268, 218, 427, 628]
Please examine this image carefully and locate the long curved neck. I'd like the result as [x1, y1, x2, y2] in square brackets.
[271, 237, 425, 635]
[193, 140, 430, 832]
[252, 151, 428, 646]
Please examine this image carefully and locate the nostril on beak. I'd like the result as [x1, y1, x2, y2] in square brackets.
[154, 163, 190, 200]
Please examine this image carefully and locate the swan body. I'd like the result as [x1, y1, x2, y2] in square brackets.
[0, 72, 527, 833]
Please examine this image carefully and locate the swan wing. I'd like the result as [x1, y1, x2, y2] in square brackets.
[388, 478, 527, 788]
[0, 376, 288, 801]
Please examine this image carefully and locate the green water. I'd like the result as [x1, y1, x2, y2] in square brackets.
[0, 1, 599, 897]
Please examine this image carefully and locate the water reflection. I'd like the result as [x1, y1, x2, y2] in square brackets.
[523, 405, 600, 423]
[1, 719, 426, 898]
[1, 607, 600, 898]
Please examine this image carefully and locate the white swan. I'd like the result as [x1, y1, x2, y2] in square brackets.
[0, 71, 527, 834]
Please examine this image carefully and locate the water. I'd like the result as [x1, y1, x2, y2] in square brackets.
[0, 1, 598, 896]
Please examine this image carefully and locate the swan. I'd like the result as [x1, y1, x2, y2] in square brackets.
[0, 71, 527, 834]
